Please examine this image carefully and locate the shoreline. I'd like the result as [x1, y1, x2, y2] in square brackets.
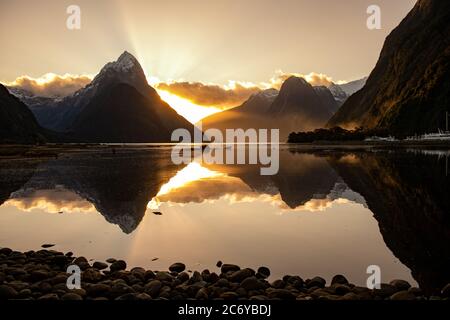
[0, 248, 448, 301]
[0, 141, 449, 159]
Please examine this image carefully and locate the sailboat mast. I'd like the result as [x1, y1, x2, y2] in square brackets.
[447, 111, 449, 132]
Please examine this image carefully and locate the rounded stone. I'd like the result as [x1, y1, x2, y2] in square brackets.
[390, 290, 416, 300]
[37, 293, 59, 300]
[93, 261, 108, 270]
[144, 280, 162, 297]
[169, 262, 186, 273]
[389, 279, 411, 291]
[110, 260, 127, 272]
[0, 285, 18, 299]
[220, 264, 240, 274]
[241, 277, 264, 291]
[61, 293, 83, 300]
[257, 266, 271, 279]
[229, 268, 255, 283]
[331, 274, 349, 285]
[307, 276, 326, 288]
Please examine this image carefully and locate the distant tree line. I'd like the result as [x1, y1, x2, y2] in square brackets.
[287, 127, 390, 143]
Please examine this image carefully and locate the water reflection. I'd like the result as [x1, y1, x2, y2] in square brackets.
[0, 147, 448, 292]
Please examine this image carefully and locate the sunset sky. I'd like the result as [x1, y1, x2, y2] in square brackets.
[0, 0, 416, 122]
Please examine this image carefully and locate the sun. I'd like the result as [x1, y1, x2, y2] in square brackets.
[155, 89, 221, 124]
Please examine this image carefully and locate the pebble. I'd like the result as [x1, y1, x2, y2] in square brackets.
[61, 293, 83, 300]
[145, 280, 162, 297]
[307, 276, 326, 288]
[0, 248, 446, 301]
[331, 274, 349, 285]
[257, 266, 271, 279]
[241, 277, 264, 291]
[93, 261, 108, 270]
[220, 264, 240, 274]
[41, 244, 55, 248]
[0, 285, 18, 299]
[169, 262, 186, 273]
[229, 268, 255, 283]
[390, 290, 416, 300]
[110, 260, 127, 272]
[389, 279, 411, 291]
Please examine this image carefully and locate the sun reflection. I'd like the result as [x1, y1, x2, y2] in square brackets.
[147, 162, 225, 210]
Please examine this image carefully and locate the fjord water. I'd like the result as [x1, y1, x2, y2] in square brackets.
[0, 146, 449, 292]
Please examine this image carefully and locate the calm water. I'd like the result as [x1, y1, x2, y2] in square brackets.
[1, 146, 449, 292]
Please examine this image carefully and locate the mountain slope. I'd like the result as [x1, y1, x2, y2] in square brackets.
[328, 0, 450, 135]
[202, 77, 337, 140]
[70, 83, 193, 142]
[0, 84, 46, 143]
[200, 89, 278, 132]
[268, 76, 337, 137]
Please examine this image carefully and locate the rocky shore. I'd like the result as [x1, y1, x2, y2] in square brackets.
[0, 248, 449, 301]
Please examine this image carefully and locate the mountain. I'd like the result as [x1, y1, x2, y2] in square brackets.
[335, 77, 367, 97]
[200, 88, 278, 133]
[328, 84, 348, 106]
[268, 76, 337, 136]
[70, 83, 191, 142]
[202, 77, 337, 140]
[0, 84, 46, 143]
[328, 0, 450, 135]
[20, 51, 196, 142]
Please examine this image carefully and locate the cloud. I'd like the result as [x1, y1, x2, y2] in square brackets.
[155, 71, 344, 109]
[4, 73, 93, 98]
[155, 81, 261, 109]
[264, 70, 335, 89]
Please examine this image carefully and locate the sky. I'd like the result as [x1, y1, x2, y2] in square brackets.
[0, 0, 417, 122]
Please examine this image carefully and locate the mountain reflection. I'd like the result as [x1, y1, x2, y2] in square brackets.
[1, 147, 449, 293]
[327, 150, 450, 294]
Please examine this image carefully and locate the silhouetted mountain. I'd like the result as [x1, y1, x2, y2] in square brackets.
[22, 52, 196, 142]
[70, 82, 194, 143]
[268, 76, 337, 137]
[328, 151, 450, 294]
[200, 89, 278, 133]
[328, 0, 450, 135]
[0, 84, 46, 143]
[202, 77, 337, 140]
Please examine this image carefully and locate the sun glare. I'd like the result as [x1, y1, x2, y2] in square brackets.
[156, 89, 221, 124]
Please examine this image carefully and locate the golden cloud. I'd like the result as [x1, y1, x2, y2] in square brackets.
[265, 70, 335, 89]
[155, 81, 261, 110]
[5, 73, 93, 98]
[155, 71, 344, 109]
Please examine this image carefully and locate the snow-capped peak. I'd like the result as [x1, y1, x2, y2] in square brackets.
[100, 51, 141, 74]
